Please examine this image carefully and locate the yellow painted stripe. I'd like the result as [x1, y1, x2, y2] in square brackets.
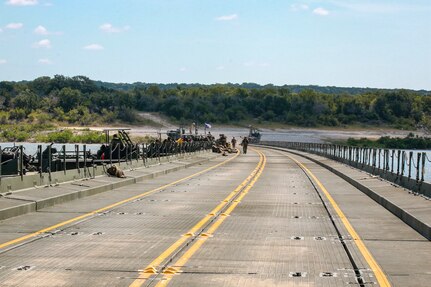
[0, 151, 240, 250]
[285, 153, 391, 287]
[129, 149, 265, 287]
[153, 150, 267, 287]
[156, 237, 208, 287]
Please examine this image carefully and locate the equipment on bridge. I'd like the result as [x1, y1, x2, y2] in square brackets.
[167, 128, 186, 141]
[248, 126, 261, 143]
[106, 164, 126, 178]
[212, 134, 238, 155]
[0, 146, 33, 175]
[97, 129, 138, 160]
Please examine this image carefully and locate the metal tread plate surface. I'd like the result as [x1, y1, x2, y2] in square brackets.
[0, 154, 256, 286]
[161, 152, 372, 287]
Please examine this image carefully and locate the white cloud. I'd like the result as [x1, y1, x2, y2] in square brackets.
[291, 4, 309, 11]
[0, 28, 3, 33]
[34, 25, 63, 36]
[179, 67, 187, 72]
[216, 66, 225, 71]
[34, 25, 48, 35]
[5, 22, 23, 29]
[313, 7, 330, 16]
[99, 23, 130, 33]
[83, 44, 104, 50]
[38, 58, 52, 64]
[215, 14, 238, 21]
[6, 0, 38, 6]
[33, 39, 51, 48]
[33, 25, 61, 35]
[0, 59, 7, 64]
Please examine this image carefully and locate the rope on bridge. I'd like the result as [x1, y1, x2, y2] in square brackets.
[411, 155, 419, 169]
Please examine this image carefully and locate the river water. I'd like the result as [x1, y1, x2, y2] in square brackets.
[0, 142, 102, 156]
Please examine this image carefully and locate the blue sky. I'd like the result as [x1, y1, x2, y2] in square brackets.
[0, 0, 430, 89]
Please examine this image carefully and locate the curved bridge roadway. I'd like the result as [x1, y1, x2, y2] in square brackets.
[0, 148, 429, 287]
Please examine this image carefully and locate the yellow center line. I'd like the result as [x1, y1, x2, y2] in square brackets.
[129, 149, 265, 287]
[152, 150, 267, 287]
[0, 151, 240, 250]
[285, 153, 391, 287]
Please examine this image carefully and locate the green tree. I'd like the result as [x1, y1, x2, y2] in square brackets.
[58, 87, 82, 112]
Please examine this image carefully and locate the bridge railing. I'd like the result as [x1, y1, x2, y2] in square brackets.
[0, 141, 212, 191]
[259, 141, 431, 196]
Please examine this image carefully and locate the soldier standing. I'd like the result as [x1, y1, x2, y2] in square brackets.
[231, 137, 237, 148]
[241, 137, 249, 154]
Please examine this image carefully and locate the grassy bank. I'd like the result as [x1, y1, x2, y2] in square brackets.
[35, 129, 105, 143]
[344, 134, 431, 149]
[0, 123, 56, 142]
[0, 123, 159, 144]
[0, 124, 105, 143]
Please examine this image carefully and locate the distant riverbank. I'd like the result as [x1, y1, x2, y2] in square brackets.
[66, 125, 429, 146]
[1, 119, 429, 147]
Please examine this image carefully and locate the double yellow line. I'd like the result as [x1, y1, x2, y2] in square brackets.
[0, 152, 240, 251]
[129, 149, 266, 287]
[285, 153, 391, 287]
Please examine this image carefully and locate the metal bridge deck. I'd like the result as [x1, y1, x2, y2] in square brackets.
[0, 148, 429, 287]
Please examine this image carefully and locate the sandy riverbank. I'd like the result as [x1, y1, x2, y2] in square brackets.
[65, 111, 429, 143]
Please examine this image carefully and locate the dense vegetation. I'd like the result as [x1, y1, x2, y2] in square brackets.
[0, 125, 155, 144]
[35, 129, 105, 144]
[346, 134, 431, 149]
[93, 81, 430, 96]
[1, 75, 430, 131]
[0, 123, 55, 142]
[0, 123, 106, 143]
[94, 81, 429, 95]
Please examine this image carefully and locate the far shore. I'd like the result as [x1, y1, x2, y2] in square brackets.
[63, 124, 428, 144]
[61, 112, 429, 144]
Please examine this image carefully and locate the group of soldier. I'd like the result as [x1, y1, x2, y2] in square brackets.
[212, 134, 249, 155]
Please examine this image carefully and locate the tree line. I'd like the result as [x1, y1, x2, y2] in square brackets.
[1, 75, 430, 130]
